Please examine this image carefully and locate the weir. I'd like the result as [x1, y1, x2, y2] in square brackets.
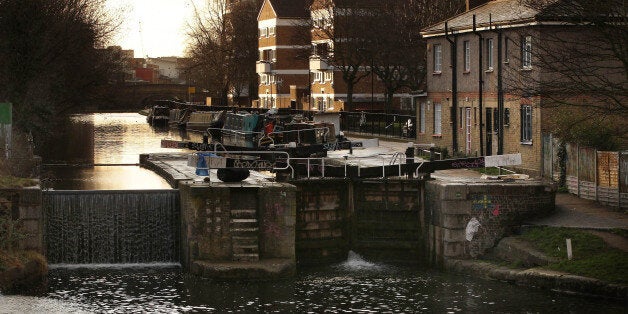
[43, 190, 180, 264]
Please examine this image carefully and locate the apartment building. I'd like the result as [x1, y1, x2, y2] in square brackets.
[308, 0, 388, 112]
[256, 0, 311, 109]
[420, 0, 625, 175]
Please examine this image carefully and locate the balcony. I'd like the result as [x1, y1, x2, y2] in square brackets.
[309, 57, 330, 71]
[256, 61, 272, 74]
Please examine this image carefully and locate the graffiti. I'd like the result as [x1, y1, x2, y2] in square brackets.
[471, 195, 501, 216]
[465, 217, 481, 241]
[472, 195, 492, 210]
[451, 158, 485, 169]
[262, 202, 286, 239]
[233, 159, 274, 170]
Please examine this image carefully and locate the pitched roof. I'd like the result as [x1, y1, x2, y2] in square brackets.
[269, 0, 310, 18]
[421, 0, 553, 37]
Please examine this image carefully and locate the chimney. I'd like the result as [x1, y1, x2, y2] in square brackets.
[466, 0, 491, 11]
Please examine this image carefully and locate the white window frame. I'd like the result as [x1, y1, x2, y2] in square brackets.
[433, 44, 442, 73]
[486, 38, 494, 70]
[463, 41, 470, 72]
[269, 26, 275, 36]
[324, 71, 333, 82]
[260, 27, 268, 38]
[315, 72, 323, 82]
[522, 35, 532, 69]
[434, 103, 442, 135]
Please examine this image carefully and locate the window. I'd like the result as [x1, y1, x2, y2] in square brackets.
[433, 44, 442, 73]
[486, 38, 494, 70]
[261, 49, 275, 62]
[269, 26, 275, 36]
[433, 103, 442, 135]
[260, 28, 267, 38]
[419, 103, 426, 133]
[463, 40, 470, 72]
[314, 72, 323, 82]
[324, 71, 333, 82]
[504, 37, 510, 63]
[522, 35, 532, 69]
[260, 74, 268, 85]
[504, 108, 510, 125]
[520, 105, 532, 143]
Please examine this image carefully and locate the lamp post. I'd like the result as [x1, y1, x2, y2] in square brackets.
[370, 56, 374, 112]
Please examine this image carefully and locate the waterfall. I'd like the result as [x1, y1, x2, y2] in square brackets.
[44, 190, 180, 264]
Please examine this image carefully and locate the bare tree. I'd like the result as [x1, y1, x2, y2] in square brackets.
[310, 0, 377, 111]
[0, 0, 119, 138]
[369, 0, 465, 112]
[506, 0, 627, 149]
[187, 0, 262, 106]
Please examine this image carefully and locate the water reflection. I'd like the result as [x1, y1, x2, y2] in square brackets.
[36, 264, 625, 313]
[39, 113, 201, 190]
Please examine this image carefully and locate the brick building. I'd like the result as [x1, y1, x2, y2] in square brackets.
[419, 0, 625, 175]
[308, 0, 401, 113]
[256, 0, 311, 110]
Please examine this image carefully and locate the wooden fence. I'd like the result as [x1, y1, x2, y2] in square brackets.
[542, 134, 627, 209]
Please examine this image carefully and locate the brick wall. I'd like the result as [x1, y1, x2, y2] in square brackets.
[425, 181, 554, 265]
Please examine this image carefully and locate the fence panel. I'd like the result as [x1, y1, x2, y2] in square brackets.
[565, 143, 579, 194]
[542, 134, 552, 179]
[597, 151, 619, 207]
[578, 147, 597, 200]
[621, 152, 628, 209]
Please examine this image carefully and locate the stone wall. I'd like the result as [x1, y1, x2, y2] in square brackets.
[0, 188, 43, 253]
[425, 181, 555, 266]
[179, 182, 296, 271]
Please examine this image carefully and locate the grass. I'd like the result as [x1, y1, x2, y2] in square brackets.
[0, 175, 37, 189]
[474, 167, 504, 175]
[520, 227, 628, 284]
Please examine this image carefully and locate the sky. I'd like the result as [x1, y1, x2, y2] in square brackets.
[106, 0, 205, 58]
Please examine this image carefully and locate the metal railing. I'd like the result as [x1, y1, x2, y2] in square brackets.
[340, 111, 416, 139]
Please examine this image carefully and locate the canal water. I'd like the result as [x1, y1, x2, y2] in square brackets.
[6, 113, 623, 312]
[39, 113, 200, 190]
[3, 254, 626, 313]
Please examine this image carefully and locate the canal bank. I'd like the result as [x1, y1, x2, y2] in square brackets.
[137, 150, 626, 299]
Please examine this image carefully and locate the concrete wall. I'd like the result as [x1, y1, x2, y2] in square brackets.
[179, 181, 296, 270]
[425, 181, 555, 266]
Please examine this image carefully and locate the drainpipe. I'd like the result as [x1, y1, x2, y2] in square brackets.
[494, 16, 504, 155]
[445, 22, 458, 154]
[473, 14, 484, 156]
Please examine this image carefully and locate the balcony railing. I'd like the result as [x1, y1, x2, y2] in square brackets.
[309, 57, 330, 70]
[256, 61, 272, 74]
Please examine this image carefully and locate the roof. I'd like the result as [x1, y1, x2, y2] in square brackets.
[269, 0, 310, 18]
[421, 0, 553, 37]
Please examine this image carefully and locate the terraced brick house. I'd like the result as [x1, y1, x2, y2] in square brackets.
[419, 0, 626, 176]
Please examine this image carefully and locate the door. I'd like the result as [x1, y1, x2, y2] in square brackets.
[486, 108, 493, 156]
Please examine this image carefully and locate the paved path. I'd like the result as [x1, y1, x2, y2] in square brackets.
[526, 193, 628, 230]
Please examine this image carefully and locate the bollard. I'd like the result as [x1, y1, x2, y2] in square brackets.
[429, 147, 435, 162]
[406, 146, 414, 179]
[566, 238, 573, 260]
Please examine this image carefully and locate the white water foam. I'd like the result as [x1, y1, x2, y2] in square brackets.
[0, 295, 89, 314]
[48, 262, 181, 270]
[334, 251, 386, 271]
